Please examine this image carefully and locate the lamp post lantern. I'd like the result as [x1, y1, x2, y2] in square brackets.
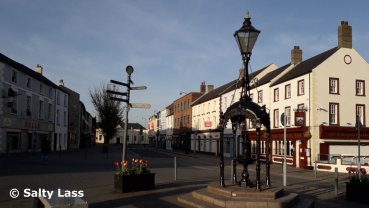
[234, 12, 260, 99]
[218, 12, 270, 190]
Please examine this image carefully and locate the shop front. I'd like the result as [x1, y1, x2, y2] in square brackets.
[248, 127, 311, 168]
[0, 116, 54, 153]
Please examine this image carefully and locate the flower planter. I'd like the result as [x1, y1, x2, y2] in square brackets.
[346, 182, 369, 202]
[114, 173, 155, 193]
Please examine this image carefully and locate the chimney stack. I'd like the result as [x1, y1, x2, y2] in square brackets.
[35, 64, 43, 74]
[291, 46, 302, 65]
[59, 79, 64, 86]
[338, 21, 352, 48]
[207, 85, 214, 93]
[200, 82, 206, 93]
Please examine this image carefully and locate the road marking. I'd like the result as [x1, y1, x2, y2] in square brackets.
[192, 166, 215, 171]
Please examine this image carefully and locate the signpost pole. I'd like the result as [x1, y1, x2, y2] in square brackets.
[281, 111, 287, 187]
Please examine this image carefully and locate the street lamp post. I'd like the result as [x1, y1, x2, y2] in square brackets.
[232, 12, 261, 189]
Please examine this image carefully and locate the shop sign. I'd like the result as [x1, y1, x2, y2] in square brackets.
[204, 121, 212, 127]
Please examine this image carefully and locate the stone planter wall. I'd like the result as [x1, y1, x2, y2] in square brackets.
[346, 182, 369, 202]
[114, 173, 155, 193]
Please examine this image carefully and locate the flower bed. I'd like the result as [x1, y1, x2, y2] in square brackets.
[346, 170, 369, 202]
[113, 158, 155, 193]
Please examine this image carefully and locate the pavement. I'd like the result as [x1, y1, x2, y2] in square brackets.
[0, 144, 368, 208]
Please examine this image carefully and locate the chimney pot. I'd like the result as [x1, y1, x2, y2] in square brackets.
[291, 46, 302, 65]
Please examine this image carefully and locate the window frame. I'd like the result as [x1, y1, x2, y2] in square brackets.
[356, 104, 366, 126]
[273, 109, 279, 128]
[356, 80, 365, 96]
[274, 88, 279, 102]
[329, 102, 339, 125]
[297, 79, 304, 96]
[329, 78, 339, 94]
[285, 106, 291, 127]
[26, 77, 31, 88]
[257, 90, 263, 103]
[11, 70, 17, 83]
[285, 84, 291, 99]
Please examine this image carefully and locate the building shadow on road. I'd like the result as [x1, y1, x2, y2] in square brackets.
[89, 180, 213, 208]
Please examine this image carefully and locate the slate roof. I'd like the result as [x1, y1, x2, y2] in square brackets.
[127, 123, 145, 130]
[0, 52, 58, 88]
[119, 123, 145, 130]
[271, 47, 338, 86]
[191, 65, 272, 106]
[256, 63, 291, 87]
[191, 80, 236, 106]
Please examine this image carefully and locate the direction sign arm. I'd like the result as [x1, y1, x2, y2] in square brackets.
[110, 80, 129, 87]
[106, 90, 127, 96]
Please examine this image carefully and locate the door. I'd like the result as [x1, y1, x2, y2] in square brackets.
[299, 140, 307, 168]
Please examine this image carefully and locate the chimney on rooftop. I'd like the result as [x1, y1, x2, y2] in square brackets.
[59, 79, 64, 86]
[338, 21, 352, 48]
[291, 46, 302, 65]
[35, 64, 43, 75]
[200, 82, 206, 93]
[207, 85, 214, 93]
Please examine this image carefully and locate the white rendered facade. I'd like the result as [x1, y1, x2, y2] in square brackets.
[54, 87, 68, 151]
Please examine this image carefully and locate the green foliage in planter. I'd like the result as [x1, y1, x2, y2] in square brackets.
[348, 173, 369, 184]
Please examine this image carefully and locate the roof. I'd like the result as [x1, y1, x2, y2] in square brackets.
[0, 52, 58, 88]
[191, 80, 236, 106]
[191, 65, 271, 106]
[271, 47, 338, 86]
[127, 123, 145, 130]
[255, 63, 291, 88]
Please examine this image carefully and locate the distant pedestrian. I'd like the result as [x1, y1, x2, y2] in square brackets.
[41, 138, 50, 163]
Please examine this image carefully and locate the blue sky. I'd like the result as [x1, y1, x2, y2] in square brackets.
[1, 0, 369, 127]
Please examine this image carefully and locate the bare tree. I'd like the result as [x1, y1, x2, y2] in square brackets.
[90, 83, 124, 153]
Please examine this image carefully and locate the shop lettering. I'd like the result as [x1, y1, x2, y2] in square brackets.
[24, 121, 40, 129]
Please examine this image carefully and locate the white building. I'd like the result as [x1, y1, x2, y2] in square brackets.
[190, 21, 369, 173]
[54, 81, 68, 151]
[0, 55, 56, 153]
[165, 104, 174, 150]
[190, 64, 278, 156]
[95, 123, 148, 145]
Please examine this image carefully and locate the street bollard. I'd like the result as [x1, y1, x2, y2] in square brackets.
[231, 160, 234, 183]
[233, 159, 237, 184]
[314, 161, 317, 179]
[334, 167, 338, 196]
[174, 157, 177, 182]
